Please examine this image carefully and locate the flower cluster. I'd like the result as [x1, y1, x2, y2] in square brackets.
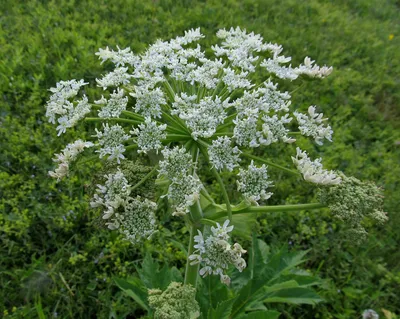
[148, 282, 200, 319]
[292, 148, 341, 185]
[45, 27, 357, 286]
[131, 117, 167, 154]
[96, 88, 128, 118]
[94, 123, 130, 163]
[237, 161, 273, 203]
[294, 106, 333, 145]
[208, 136, 241, 171]
[91, 170, 157, 243]
[107, 196, 157, 244]
[48, 139, 93, 180]
[158, 147, 202, 216]
[91, 169, 131, 219]
[318, 174, 387, 241]
[45, 79, 91, 135]
[189, 220, 246, 285]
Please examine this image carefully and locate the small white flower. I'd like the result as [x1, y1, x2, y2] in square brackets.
[166, 174, 202, 216]
[294, 105, 333, 145]
[91, 169, 131, 219]
[96, 88, 128, 118]
[96, 67, 132, 90]
[94, 123, 130, 163]
[292, 147, 341, 185]
[260, 114, 296, 145]
[131, 117, 167, 154]
[189, 220, 246, 285]
[237, 161, 273, 203]
[49, 139, 93, 180]
[208, 136, 241, 171]
[130, 86, 166, 119]
[106, 197, 157, 244]
[295, 57, 333, 78]
[95, 46, 139, 67]
[158, 146, 193, 180]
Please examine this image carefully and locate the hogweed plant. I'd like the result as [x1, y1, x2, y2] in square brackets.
[46, 27, 387, 318]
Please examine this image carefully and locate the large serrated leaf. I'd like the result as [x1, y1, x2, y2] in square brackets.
[208, 297, 237, 319]
[264, 287, 323, 305]
[114, 277, 150, 311]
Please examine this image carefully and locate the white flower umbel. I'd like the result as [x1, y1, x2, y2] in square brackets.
[189, 220, 247, 285]
[237, 161, 273, 203]
[222, 68, 253, 92]
[213, 27, 267, 72]
[95, 46, 139, 67]
[208, 136, 241, 171]
[260, 114, 296, 145]
[96, 67, 132, 90]
[186, 58, 224, 89]
[233, 110, 261, 148]
[257, 80, 291, 113]
[158, 146, 193, 180]
[91, 169, 131, 219]
[45, 79, 88, 124]
[130, 86, 166, 119]
[260, 55, 298, 81]
[107, 197, 157, 244]
[94, 123, 130, 163]
[172, 95, 229, 139]
[166, 174, 202, 216]
[131, 117, 167, 154]
[292, 147, 341, 185]
[295, 57, 333, 79]
[49, 139, 94, 180]
[56, 95, 91, 136]
[294, 106, 333, 145]
[96, 88, 128, 118]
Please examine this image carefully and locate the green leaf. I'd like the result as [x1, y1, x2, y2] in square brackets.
[114, 277, 150, 311]
[230, 237, 321, 318]
[216, 213, 257, 240]
[240, 310, 281, 319]
[208, 297, 237, 319]
[264, 287, 323, 305]
[136, 252, 182, 290]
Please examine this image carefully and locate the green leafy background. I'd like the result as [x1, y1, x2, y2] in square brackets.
[1, 0, 399, 318]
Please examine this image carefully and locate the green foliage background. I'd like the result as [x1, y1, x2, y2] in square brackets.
[1, 0, 399, 318]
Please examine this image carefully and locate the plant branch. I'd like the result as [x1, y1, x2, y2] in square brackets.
[205, 202, 327, 220]
[241, 152, 301, 176]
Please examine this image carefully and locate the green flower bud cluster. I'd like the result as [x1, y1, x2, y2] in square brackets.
[148, 282, 200, 319]
[318, 174, 387, 240]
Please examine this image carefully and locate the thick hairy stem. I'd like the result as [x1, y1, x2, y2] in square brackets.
[184, 201, 203, 287]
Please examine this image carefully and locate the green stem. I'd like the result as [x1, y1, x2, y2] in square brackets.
[184, 201, 203, 287]
[196, 140, 233, 221]
[205, 202, 327, 220]
[241, 152, 301, 176]
[130, 165, 158, 193]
